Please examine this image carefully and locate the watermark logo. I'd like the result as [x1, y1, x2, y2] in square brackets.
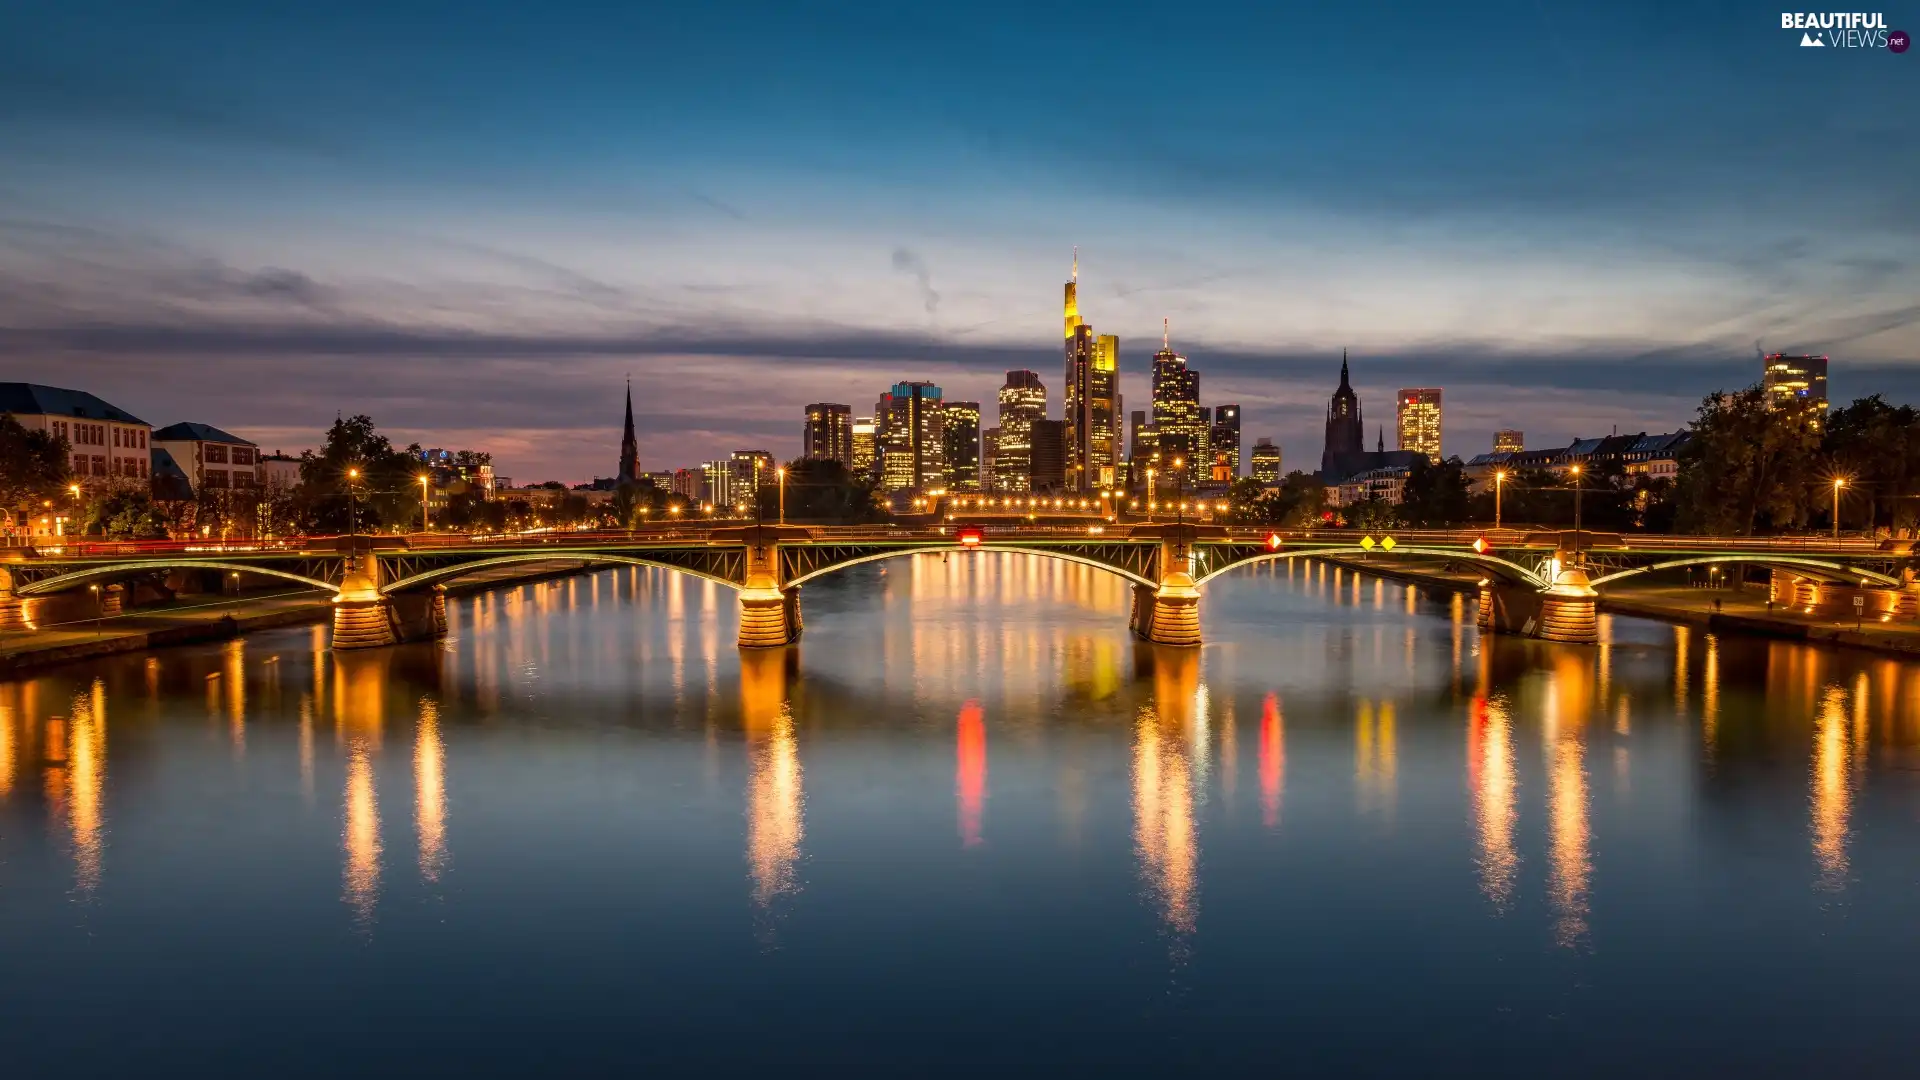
[1782, 11, 1904, 48]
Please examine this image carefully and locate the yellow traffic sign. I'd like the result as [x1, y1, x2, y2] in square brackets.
[1359, 535, 1376, 550]
[1380, 536, 1397, 552]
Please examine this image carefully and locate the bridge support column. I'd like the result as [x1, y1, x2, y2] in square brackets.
[100, 583, 125, 618]
[1478, 568, 1597, 644]
[1129, 528, 1204, 646]
[385, 584, 449, 643]
[0, 568, 29, 632]
[331, 557, 396, 651]
[736, 532, 800, 648]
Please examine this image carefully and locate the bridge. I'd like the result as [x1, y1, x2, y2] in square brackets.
[1, 524, 1914, 650]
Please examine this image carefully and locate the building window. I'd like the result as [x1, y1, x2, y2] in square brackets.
[205, 444, 229, 464]
[73, 453, 85, 473]
[90, 455, 107, 476]
[232, 472, 253, 488]
[204, 469, 229, 488]
[231, 446, 253, 466]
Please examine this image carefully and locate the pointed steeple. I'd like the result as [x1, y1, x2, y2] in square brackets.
[1339, 348, 1351, 389]
[618, 377, 640, 485]
[1377, 426, 1385, 454]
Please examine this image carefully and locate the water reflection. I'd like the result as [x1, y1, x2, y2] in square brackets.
[1469, 694, 1519, 912]
[741, 649, 804, 922]
[1135, 648, 1200, 942]
[1812, 685, 1851, 891]
[343, 738, 381, 926]
[1355, 698, 1397, 818]
[1544, 652, 1594, 949]
[1258, 693, 1283, 830]
[957, 700, 986, 847]
[416, 697, 448, 883]
[68, 680, 106, 895]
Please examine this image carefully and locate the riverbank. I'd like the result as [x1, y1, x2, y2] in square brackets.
[0, 559, 601, 677]
[1323, 555, 1920, 658]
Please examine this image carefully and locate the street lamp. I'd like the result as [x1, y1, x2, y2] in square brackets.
[345, 467, 361, 540]
[777, 465, 787, 525]
[417, 474, 431, 533]
[1569, 464, 1583, 561]
[1494, 470, 1507, 531]
[1145, 468, 1156, 522]
[1832, 478, 1846, 540]
[1172, 457, 1186, 526]
[66, 483, 81, 538]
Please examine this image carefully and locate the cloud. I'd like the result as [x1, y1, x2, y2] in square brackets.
[890, 247, 939, 314]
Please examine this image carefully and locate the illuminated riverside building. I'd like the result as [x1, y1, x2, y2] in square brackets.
[701, 460, 735, 506]
[1763, 354, 1830, 420]
[851, 416, 877, 480]
[1061, 253, 1119, 491]
[942, 400, 981, 491]
[878, 381, 945, 493]
[1150, 320, 1203, 483]
[1493, 429, 1524, 454]
[1397, 388, 1443, 463]
[994, 370, 1046, 492]
[1250, 437, 1282, 483]
[803, 403, 852, 467]
[731, 450, 775, 500]
[1209, 403, 1241, 481]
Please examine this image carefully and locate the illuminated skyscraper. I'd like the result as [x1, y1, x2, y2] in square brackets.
[1150, 319, 1203, 481]
[731, 449, 775, 502]
[994, 369, 1046, 493]
[1493, 429, 1524, 454]
[942, 400, 981, 491]
[851, 416, 877, 480]
[1250, 437, 1282, 483]
[1763, 354, 1830, 419]
[1321, 349, 1366, 479]
[803, 403, 852, 466]
[1061, 252, 1119, 491]
[1396, 388, 1443, 463]
[981, 427, 1000, 491]
[877, 381, 945, 492]
[1209, 403, 1241, 480]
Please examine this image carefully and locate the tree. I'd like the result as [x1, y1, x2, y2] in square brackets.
[1823, 395, 1920, 536]
[0, 413, 70, 532]
[293, 415, 425, 534]
[84, 486, 170, 539]
[759, 459, 888, 523]
[1674, 387, 1822, 534]
[1400, 456, 1472, 527]
[1346, 496, 1401, 531]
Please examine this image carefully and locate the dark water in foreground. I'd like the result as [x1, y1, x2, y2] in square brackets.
[3, 554, 1919, 1075]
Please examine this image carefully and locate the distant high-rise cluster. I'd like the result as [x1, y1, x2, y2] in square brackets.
[1062, 250, 1121, 491]
[1150, 320, 1204, 484]
[1396, 388, 1443, 463]
[803, 403, 852, 467]
[994, 370, 1046, 493]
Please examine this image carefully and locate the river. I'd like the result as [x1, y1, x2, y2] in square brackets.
[2, 553, 1917, 1074]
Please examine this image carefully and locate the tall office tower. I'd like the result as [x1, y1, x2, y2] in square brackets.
[994, 369, 1046, 493]
[730, 449, 776, 502]
[1250, 437, 1282, 483]
[1029, 419, 1066, 493]
[1321, 349, 1366, 479]
[671, 467, 702, 500]
[700, 460, 734, 507]
[1059, 251, 1119, 492]
[877, 381, 945, 492]
[1150, 319, 1203, 482]
[1493, 429, 1524, 454]
[1209, 403, 1242, 481]
[851, 416, 878, 479]
[1763, 354, 1830, 421]
[1129, 409, 1148, 459]
[1396, 388, 1443, 463]
[942, 400, 982, 491]
[803, 403, 853, 466]
[981, 427, 1000, 492]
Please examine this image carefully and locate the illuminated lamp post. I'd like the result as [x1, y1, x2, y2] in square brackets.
[1494, 470, 1506, 531]
[345, 467, 361, 541]
[1145, 468, 1156, 523]
[1832, 478, 1845, 540]
[67, 483, 81, 537]
[418, 475, 431, 533]
[1569, 464, 1583, 561]
[1172, 457, 1186, 526]
[777, 466, 787, 525]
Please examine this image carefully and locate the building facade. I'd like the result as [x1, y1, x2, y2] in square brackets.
[1150, 321, 1203, 483]
[1321, 351, 1367, 480]
[851, 416, 877, 480]
[994, 370, 1046, 493]
[1060, 256, 1119, 492]
[1209, 403, 1241, 481]
[1396, 388, 1443, 463]
[877, 381, 945, 493]
[152, 422, 261, 494]
[804, 403, 853, 467]
[0, 382, 153, 487]
[981, 427, 1000, 491]
[1763, 354, 1830, 419]
[730, 449, 776, 503]
[1250, 437, 1283, 483]
[1029, 419, 1066, 493]
[259, 452, 301, 492]
[942, 400, 981, 491]
[1493, 429, 1524, 454]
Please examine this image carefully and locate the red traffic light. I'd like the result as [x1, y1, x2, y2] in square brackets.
[1266, 532, 1283, 550]
[957, 526, 984, 547]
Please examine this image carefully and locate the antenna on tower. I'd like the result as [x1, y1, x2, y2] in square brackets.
[1071, 246, 1078, 283]
[1163, 317, 1170, 349]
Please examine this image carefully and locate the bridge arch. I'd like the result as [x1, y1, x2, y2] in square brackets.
[14, 561, 337, 597]
[380, 552, 744, 594]
[1192, 546, 1550, 590]
[1588, 555, 1902, 589]
[783, 544, 1159, 590]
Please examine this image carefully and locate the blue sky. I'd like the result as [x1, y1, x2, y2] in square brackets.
[1, 0, 1914, 481]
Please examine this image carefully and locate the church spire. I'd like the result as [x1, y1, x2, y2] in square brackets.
[1377, 426, 1385, 454]
[1339, 348, 1350, 389]
[618, 377, 640, 485]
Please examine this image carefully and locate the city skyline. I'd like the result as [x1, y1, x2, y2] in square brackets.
[3, 2, 1915, 482]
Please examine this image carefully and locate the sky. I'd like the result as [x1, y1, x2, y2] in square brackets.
[1, 0, 1915, 482]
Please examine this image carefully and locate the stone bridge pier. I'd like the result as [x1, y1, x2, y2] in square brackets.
[1478, 563, 1599, 644]
[734, 526, 806, 649]
[332, 554, 448, 650]
[1128, 525, 1210, 647]
[0, 566, 28, 632]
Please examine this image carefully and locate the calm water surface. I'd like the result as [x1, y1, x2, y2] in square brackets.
[3, 554, 1919, 1074]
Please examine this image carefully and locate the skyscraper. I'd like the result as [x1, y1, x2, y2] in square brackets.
[803, 403, 852, 466]
[1030, 419, 1066, 493]
[1763, 354, 1830, 419]
[877, 381, 945, 492]
[617, 380, 640, 486]
[731, 449, 775, 503]
[1150, 320, 1203, 481]
[981, 427, 1000, 491]
[1493, 429, 1524, 454]
[1396, 388, 1443, 463]
[1060, 252, 1120, 492]
[1321, 349, 1366, 479]
[851, 416, 877, 480]
[994, 370, 1046, 493]
[942, 400, 981, 491]
[1250, 437, 1282, 483]
[1209, 403, 1241, 481]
